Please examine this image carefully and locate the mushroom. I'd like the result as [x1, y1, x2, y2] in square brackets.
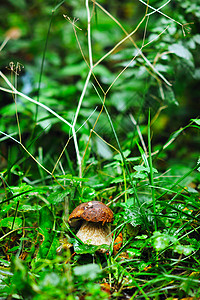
[68, 201, 113, 251]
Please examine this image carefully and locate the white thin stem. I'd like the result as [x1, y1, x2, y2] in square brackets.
[52, 107, 97, 175]
[72, 69, 92, 128]
[0, 71, 72, 128]
[13, 69, 22, 143]
[75, 106, 98, 133]
[86, 0, 93, 68]
[72, 69, 92, 177]
[0, 36, 10, 52]
[0, 131, 20, 144]
[72, 0, 93, 128]
[142, 25, 169, 48]
[129, 114, 148, 156]
[72, 126, 82, 177]
[139, 0, 182, 26]
[147, 0, 171, 16]
[72, 0, 93, 127]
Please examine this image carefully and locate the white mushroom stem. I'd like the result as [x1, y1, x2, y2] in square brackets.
[76, 221, 112, 248]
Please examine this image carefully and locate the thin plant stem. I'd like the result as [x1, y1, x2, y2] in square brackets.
[0, 36, 10, 52]
[35, 0, 65, 122]
[72, 70, 92, 128]
[35, 11, 54, 123]
[0, 72, 72, 128]
[129, 114, 148, 156]
[72, 126, 82, 178]
[70, 0, 94, 177]
[86, 0, 93, 68]
[91, 0, 172, 86]
[13, 71, 22, 144]
[91, 130, 119, 153]
[93, 15, 147, 69]
[146, 0, 171, 16]
[148, 110, 157, 231]
[157, 161, 200, 201]
[100, 99, 150, 234]
[138, 0, 183, 27]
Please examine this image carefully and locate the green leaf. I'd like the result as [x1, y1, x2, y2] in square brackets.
[127, 248, 141, 257]
[169, 43, 193, 61]
[39, 206, 54, 233]
[133, 165, 158, 179]
[197, 158, 200, 172]
[60, 61, 87, 76]
[122, 202, 152, 228]
[162, 86, 178, 105]
[9, 183, 33, 201]
[193, 34, 200, 45]
[81, 186, 96, 200]
[114, 150, 131, 161]
[134, 165, 148, 172]
[47, 189, 70, 205]
[8, 246, 20, 252]
[73, 264, 101, 280]
[57, 174, 89, 182]
[19, 204, 42, 211]
[174, 245, 194, 256]
[152, 232, 178, 252]
[0, 259, 10, 267]
[191, 119, 200, 126]
[135, 235, 148, 240]
[73, 242, 105, 254]
[96, 137, 113, 159]
[152, 232, 171, 251]
[0, 217, 22, 230]
[38, 206, 56, 259]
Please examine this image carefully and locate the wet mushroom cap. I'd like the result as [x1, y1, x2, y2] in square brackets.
[68, 201, 113, 226]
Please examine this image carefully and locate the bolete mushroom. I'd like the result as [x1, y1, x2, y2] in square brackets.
[68, 201, 113, 251]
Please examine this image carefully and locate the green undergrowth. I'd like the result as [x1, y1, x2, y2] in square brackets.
[0, 119, 199, 299]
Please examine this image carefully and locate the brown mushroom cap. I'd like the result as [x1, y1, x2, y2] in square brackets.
[68, 201, 113, 227]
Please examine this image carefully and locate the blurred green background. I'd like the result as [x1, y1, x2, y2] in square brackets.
[0, 0, 199, 182]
